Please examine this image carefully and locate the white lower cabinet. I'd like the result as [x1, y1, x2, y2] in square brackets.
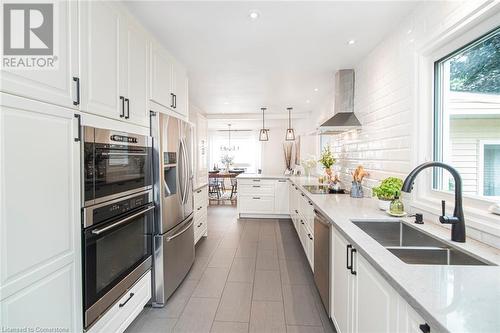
[87, 271, 151, 333]
[194, 185, 208, 244]
[0, 94, 82, 332]
[237, 178, 290, 216]
[331, 227, 431, 333]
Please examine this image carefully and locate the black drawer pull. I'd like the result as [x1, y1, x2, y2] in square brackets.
[252, 197, 261, 199]
[350, 248, 357, 275]
[197, 206, 202, 211]
[119, 293, 135, 308]
[300, 220, 304, 225]
[196, 189, 202, 193]
[295, 209, 298, 214]
[346, 244, 352, 270]
[307, 233, 313, 240]
[74, 114, 81, 142]
[119, 96, 125, 117]
[252, 179, 261, 182]
[252, 185, 261, 188]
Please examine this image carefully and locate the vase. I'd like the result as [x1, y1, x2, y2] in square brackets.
[377, 199, 391, 211]
[350, 181, 363, 198]
[325, 167, 332, 180]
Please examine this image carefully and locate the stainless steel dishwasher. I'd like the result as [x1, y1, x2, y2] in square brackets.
[314, 209, 331, 316]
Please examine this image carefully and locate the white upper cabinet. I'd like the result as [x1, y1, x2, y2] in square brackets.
[0, 1, 79, 109]
[79, 0, 121, 119]
[150, 42, 188, 118]
[120, 14, 150, 127]
[150, 42, 174, 110]
[172, 59, 188, 117]
[80, 2, 150, 126]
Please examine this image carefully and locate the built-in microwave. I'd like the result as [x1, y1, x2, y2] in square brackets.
[83, 126, 153, 208]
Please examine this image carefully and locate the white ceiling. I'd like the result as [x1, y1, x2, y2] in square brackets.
[124, 1, 418, 116]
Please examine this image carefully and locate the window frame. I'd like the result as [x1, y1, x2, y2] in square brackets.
[478, 140, 500, 198]
[433, 25, 500, 198]
[411, 6, 500, 237]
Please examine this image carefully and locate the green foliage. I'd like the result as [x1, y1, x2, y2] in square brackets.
[372, 177, 403, 201]
[318, 145, 335, 169]
[449, 29, 500, 94]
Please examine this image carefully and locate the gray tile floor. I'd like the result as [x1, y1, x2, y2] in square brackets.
[125, 205, 336, 333]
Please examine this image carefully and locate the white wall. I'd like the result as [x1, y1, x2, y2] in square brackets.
[317, 1, 500, 248]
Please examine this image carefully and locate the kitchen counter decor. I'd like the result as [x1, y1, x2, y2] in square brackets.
[318, 144, 335, 180]
[372, 176, 403, 210]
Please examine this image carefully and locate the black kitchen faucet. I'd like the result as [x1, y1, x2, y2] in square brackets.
[402, 162, 466, 243]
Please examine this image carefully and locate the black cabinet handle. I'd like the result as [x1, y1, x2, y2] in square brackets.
[308, 233, 313, 240]
[300, 220, 304, 225]
[350, 248, 357, 275]
[119, 293, 134, 308]
[252, 185, 261, 188]
[196, 189, 202, 193]
[295, 210, 298, 214]
[74, 114, 81, 142]
[119, 96, 125, 118]
[173, 94, 177, 108]
[170, 93, 174, 108]
[197, 206, 202, 211]
[125, 98, 130, 119]
[346, 244, 352, 270]
[419, 323, 430, 333]
[252, 197, 261, 200]
[301, 193, 305, 197]
[73, 77, 80, 106]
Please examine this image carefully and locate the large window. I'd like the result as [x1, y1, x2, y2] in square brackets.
[208, 130, 260, 173]
[434, 26, 500, 200]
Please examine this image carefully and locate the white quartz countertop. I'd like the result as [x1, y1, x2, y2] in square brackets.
[288, 176, 500, 333]
[236, 173, 289, 180]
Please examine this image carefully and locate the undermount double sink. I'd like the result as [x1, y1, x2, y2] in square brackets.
[351, 220, 493, 266]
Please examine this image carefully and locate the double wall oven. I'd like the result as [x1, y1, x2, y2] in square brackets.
[82, 126, 153, 329]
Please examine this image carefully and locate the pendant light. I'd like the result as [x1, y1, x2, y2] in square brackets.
[259, 107, 269, 141]
[285, 107, 295, 141]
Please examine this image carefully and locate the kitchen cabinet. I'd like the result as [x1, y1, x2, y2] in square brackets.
[287, 182, 313, 270]
[331, 227, 426, 333]
[80, 2, 149, 126]
[150, 43, 189, 118]
[194, 185, 209, 244]
[1, 0, 79, 109]
[87, 271, 151, 333]
[0, 94, 82, 332]
[191, 111, 208, 189]
[274, 179, 290, 214]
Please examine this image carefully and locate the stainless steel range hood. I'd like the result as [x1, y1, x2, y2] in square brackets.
[318, 69, 361, 134]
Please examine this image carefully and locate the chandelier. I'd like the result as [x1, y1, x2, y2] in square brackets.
[220, 124, 239, 152]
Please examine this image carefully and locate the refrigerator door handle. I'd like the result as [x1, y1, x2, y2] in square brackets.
[180, 138, 189, 204]
[166, 217, 194, 242]
[177, 139, 185, 205]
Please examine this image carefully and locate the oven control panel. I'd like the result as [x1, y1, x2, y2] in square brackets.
[91, 192, 152, 226]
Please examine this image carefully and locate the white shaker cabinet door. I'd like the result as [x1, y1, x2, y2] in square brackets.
[79, 0, 122, 119]
[0, 95, 82, 332]
[332, 229, 352, 333]
[150, 42, 174, 109]
[172, 60, 188, 117]
[0, 1, 79, 109]
[352, 253, 398, 333]
[274, 179, 289, 214]
[122, 17, 149, 127]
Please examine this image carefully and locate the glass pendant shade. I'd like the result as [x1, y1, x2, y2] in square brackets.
[259, 107, 269, 141]
[285, 107, 295, 141]
[259, 129, 269, 141]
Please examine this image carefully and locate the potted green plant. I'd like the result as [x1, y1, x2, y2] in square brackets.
[318, 145, 335, 179]
[372, 177, 403, 210]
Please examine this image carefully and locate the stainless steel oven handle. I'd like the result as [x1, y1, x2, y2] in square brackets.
[100, 152, 148, 156]
[166, 218, 194, 242]
[91, 205, 155, 235]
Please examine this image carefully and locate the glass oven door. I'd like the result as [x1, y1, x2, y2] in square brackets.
[93, 144, 152, 203]
[83, 204, 153, 327]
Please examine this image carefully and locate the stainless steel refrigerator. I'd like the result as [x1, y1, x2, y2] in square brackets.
[151, 112, 194, 306]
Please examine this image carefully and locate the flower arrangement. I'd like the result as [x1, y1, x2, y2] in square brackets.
[318, 145, 335, 169]
[220, 154, 234, 170]
[301, 156, 317, 176]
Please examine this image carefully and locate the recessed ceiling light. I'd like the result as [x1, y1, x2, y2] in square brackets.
[249, 10, 260, 20]
[223, 101, 229, 105]
[314, 88, 319, 92]
[409, 38, 415, 43]
[306, 99, 310, 104]
[407, 29, 413, 34]
[348, 39, 356, 45]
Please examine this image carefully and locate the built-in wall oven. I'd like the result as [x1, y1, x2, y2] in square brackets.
[83, 126, 152, 207]
[82, 126, 154, 329]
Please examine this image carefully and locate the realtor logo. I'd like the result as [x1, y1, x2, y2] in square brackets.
[2, 2, 57, 69]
